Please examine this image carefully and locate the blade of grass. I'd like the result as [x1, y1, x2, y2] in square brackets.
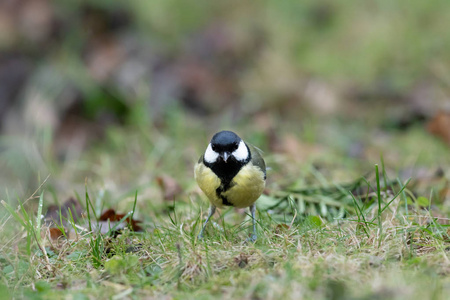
[378, 178, 411, 215]
[369, 178, 411, 222]
[106, 211, 133, 237]
[348, 192, 370, 238]
[89, 235, 104, 268]
[1, 200, 27, 228]
[35, 192, 44, 242]
[375, 164, 382, 247]
[85, 184, 93, 232]
[4, 195, 52, 270]
[129, 190, 138, 231]
[66, 208, 79, 239]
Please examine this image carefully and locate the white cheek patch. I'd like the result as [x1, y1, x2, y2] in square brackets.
[204, 143, 219, 163]
[232, 140, 249, 161]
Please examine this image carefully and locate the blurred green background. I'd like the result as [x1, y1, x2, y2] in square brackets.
[0, 0, 449, 205]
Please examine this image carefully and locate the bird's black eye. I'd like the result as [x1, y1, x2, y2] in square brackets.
[211, 144, 217, 151]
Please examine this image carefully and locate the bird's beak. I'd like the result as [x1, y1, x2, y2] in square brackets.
[220, 152, 231, 163]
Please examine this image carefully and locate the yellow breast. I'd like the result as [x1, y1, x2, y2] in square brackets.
[194, 162, 265, 208]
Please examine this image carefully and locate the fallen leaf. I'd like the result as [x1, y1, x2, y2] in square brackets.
[99, 208, 122, 222]
[44, 197, 83, 226]
[48, 227, 65, 241]
[427, 111, 450, 145]
[156, 175, 183, 201]
[98, 208, 143, 232]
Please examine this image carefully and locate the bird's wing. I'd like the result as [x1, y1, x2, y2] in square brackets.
[247, 143, 266, 177]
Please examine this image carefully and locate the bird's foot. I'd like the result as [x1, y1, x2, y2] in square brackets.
[246, 234, 257, 243]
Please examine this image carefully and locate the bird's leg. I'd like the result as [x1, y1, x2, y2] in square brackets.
[249, 203, 257, 242]
[198, 205, 216, 239]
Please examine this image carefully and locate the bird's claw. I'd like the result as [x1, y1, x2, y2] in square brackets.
[246, 234, 257, 243]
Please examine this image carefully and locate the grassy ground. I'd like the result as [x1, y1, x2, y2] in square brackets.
[1, 111, 449, 299]
[1, 1, 450, 299]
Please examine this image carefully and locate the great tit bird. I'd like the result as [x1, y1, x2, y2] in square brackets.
[194, 130, 266, 241]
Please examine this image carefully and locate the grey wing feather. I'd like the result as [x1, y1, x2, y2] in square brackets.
[247, 143, 266, 178]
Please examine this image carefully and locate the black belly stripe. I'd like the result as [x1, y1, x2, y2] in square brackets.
[219, 194, 233, 206]
[216, 183, 234, 206]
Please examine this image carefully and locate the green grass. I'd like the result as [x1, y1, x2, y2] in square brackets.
[0, 115, 449, 299]
[2, 193, 448, 299]
[2, 0, 450, 298]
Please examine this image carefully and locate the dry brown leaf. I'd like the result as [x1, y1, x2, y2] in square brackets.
[156, 175, 183, 201]
[45, 197, 83, 226]
[48, 227, 65, 241]
[427, 111, 450, 145]
[98, 208, 143, 232]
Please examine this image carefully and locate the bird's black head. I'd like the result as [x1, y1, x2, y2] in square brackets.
[203, 130, 251, 184]
[210, 131, 241, 155]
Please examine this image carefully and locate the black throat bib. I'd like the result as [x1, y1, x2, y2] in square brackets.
[206, 159, 243, 189]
